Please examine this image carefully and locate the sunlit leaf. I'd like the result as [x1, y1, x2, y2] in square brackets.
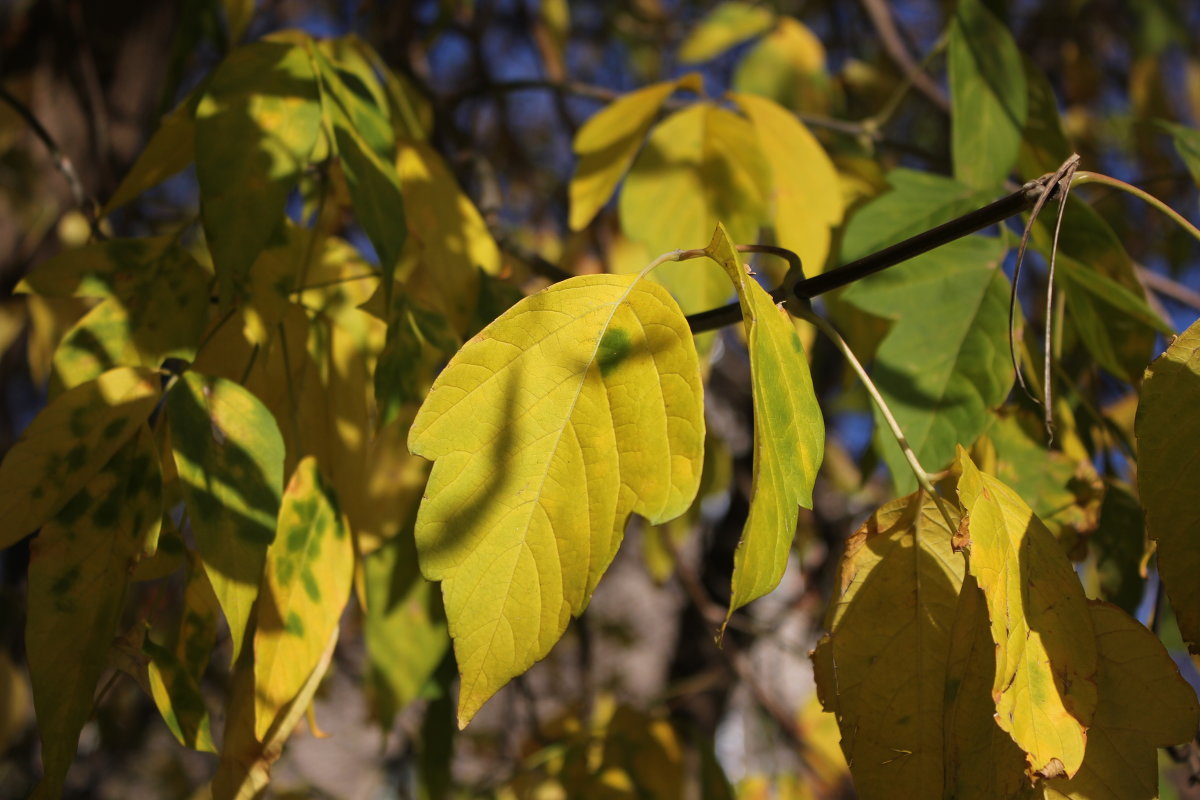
[955, 449, 1097, 779]
[730, 92, 844, 276]
[812, 492, 965, 797]
[620, 104, 769, 313]
[1043, 603, 1200, 800]
[948, 0, 1027, 190]
[733, 17, 832, 114]
[569, 75, 701, 232]
[314, 39, 394, 157]
[26, 425, 162, 796]
[0, 366, 160, 549]
[145, 637, 216, 753]
[196, 40, 322, 305]
[842, 236, 1012, 494]
[678, 2, 775, 63]
[409, 273, 705, 725]
[167, 371, 285, 663]
[1137, 316, 1200, 651]
[704, 224, 823, 619]
[254, 456, 353, 739]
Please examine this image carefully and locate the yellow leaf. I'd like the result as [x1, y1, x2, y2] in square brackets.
[569, 74, 701, 232]
[730, 92, 844, 276]
[409, 273, 705, 725]
[678, 2, 775, 64]
[253, 457, 353, 739]
[620, 104, 769, 313]
[1043, 603, 1200, 800]
[955, 448, 1097, 779]
[0, 366, 160, 549]
[26, 425, 162, 796]
[145, 637, 217, 753]
[704, 225, 823, 619]
[1136, 317, 1200, 651]
[733, 18, 832, 113]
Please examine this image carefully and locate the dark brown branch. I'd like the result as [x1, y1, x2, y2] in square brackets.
[0, 85, 90, 213]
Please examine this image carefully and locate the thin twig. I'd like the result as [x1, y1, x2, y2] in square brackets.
[0, 85, 93, 218]
[858, 0, 951, 112]
[1073, 171, 1200, 247]
[1136, 265, 1200, 311]
[799, 306, 959, 533]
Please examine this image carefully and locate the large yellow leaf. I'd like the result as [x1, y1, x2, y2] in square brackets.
[704, 225, 823, 618]
[1136, 317, 1200, 651]
[569, 75, 701, 232]
[409, 273, 705, 725]
[955, 449, 1097, 779]
[0, 365, 160, 550]
[812, 492, 965, 798]
[167, 372, 286, 663]
[26, 425, 162, 796]
[1044, 603, 1200, 800]
[730, 92, 843, 276]
[253, 456, 353, 739]
[619, 104, 770, 314]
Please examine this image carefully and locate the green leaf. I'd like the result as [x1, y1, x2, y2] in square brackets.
[569, 74, 701, 232]
[812, 492, 967, 797]
[1084, 481, 1146, 616]
[678, 2, 775, 64]
[364, 524, 449, 727]
[1136, 316, 1200, 652]
[145, 637, 216, 753]
[948, 0, 1028, 190]
[1043, 603, 1200, 799]
[102, 94, 198, 216]
[16, 236, 177, 298]
[1154, 119, 1200, 187]
[167, 371, 285, 663]
[955, 449, 1098, 779]
[409, 273, 705, 725]
[1018, 57, 1073, 177]
[196, 40, 322, 305]
[221, 0, 255, 43]
[730, 92, 844, 276]
[314, 39, 394, 157]
[0, 366, 161, 549]
[26, 425, 162, 796]
[254, 456, 353, 739]
[620, 103, 769, 313]
[838, 169, 990, 263]
[842, 236, 1013, 494]
[704, 225, 823, 618]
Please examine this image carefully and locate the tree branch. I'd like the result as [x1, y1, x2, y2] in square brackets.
[858, 0, 951, 112]
[0, 85, 92, 216]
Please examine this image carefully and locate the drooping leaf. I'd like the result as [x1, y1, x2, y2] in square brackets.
[948, 0, 1028, 190]
[955, 449, 1097, 779]
[175, 552, 221, 681]
[838, 169, 990, 263]
[704, 225, 823, 619]
[221, 0, 255, 42]
[26, 425, 162, 797]
[102, 92, 198, 216]
[195, 39, 322, 305]
[167, 371, 285, 662]
[569, 74, 701, 232]
[313, 39, 394, 158]
[732, 17, 832, 114]
[364, 525, 449, 727]
[1018, 57, 1073, 177]
[145, 637, 217, 753]
[1043, 603, 1200, 800]
[620, 103, 769, 313]
[812, 492, 965, 797]
[1154, 119, 1200, 187]
[730, 92, 844, 276]
[409, 273, 705, 725]
[0, 365, 160, 550]
[841, 236, 1012, 494]
[253, 456, 353, 739]
[678, 2, 775, 64]
[1084, 481, 1147, 616]
[1137, 316, 1200, 651]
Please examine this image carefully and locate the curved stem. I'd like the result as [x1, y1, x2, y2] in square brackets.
[799, 306, 959, 532]
[1073, 171, 1200, 245]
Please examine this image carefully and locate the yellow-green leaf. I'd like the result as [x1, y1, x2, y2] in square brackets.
[812, 492, 965, 797]
[0, 365, 160, 550]
[620, 104, 769, 313]
[678, 2, 775, 64]
[1137, 316, 1200, 651]
[955, 449, 1097, 779]
[732, 17, 832, 114]
[569, 74, 701, 232]
[222, 0, 255, 42]
[409, 273, 705, 725]
[948, 0, 1027, 190]
[1043, 603, 1200, 800]
[102, 94, 196, 216]
[704, 225, 823, 618]
[253, 456, 353, 739]
[196, 40, 322, 305]
[730, 91, 843, 276]
[145, 637, 216, 753]
[26, 425, 162, 796]
[167, 372, 285, 663]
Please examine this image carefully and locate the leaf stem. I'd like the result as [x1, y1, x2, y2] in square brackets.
[1073, 171, 1200, 246]
[799, 306, 959, 532]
